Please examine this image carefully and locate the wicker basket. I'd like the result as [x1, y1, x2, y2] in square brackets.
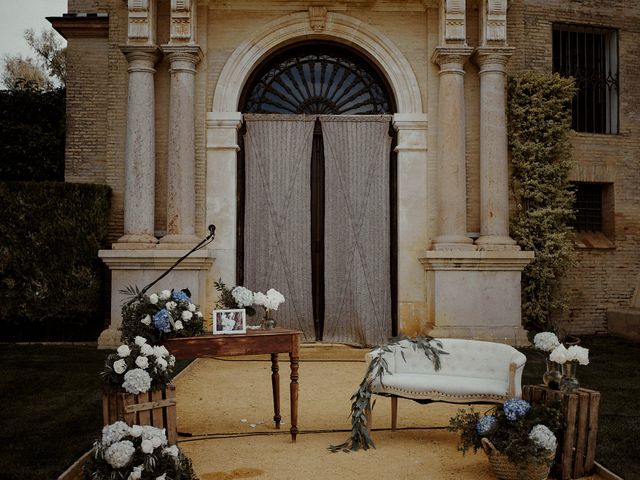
[481, 438, 554, 480]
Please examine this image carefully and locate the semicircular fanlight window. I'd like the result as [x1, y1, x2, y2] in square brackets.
[243, 44, 392, 114]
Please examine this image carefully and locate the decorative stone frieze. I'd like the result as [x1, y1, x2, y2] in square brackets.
[127, 0, 155, 44]
[440, 0, 466, 45]
[481, 0, 508, 45]
[431, 47, 475, 250]
[116, 45, 161, 248]
[309, 6, 327, 32]
[474, 46, 517, 250]
[170, 0, 196, 44]
[160, 45, 203, 245]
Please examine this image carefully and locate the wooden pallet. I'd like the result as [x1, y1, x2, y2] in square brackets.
[523, 385, 600, 479]
[102, 384, 177, 445]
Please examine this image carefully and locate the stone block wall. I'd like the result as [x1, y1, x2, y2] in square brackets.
[507, 0, 640, 334]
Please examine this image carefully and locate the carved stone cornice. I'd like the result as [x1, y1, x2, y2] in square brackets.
[47, 14, 109, 39]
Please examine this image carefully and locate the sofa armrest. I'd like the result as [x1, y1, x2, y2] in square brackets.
[365, 348, 395, 385]
[508, 350, 527, 398]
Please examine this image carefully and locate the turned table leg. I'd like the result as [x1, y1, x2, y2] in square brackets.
[289, 351, 299, 442]
[271, 353, 281, 429]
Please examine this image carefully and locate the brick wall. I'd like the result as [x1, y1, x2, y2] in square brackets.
[508, 0, 640, 334]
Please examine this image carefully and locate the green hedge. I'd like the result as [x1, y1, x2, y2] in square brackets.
[0, 182, 111, 341]
[0, 87, 65, 181]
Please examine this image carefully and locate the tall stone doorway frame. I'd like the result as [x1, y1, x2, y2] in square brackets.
[206, 12, 430, 336]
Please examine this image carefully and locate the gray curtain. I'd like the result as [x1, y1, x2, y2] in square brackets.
[320, 115, 393, 346]
[243, 114, 315, 340]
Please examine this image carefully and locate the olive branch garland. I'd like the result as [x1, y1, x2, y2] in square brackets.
[328, 336, 447, 453]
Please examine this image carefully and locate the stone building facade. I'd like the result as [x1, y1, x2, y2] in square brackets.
[49, 0, 640, 347]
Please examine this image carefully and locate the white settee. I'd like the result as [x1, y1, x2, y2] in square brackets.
[366, 338, 527, 429]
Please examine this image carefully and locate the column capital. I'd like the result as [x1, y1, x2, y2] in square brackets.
[473, 46, 515, 72]
[120, 45, 161, 72]
[392, 113, 428, 132]
[161, 44, 203, 65]
[431, 46, 474, 71]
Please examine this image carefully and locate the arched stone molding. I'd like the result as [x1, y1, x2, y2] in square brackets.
[211, 11, 423, 114]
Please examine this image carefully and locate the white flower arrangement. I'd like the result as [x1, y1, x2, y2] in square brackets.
[121, 288, 204, 344]
[85, 423, 197, 480]
[103, 338, 176, 394]
[533, 332, 560, 352]
[549, 343, 589, 365]
[529, 424, 557, 452]
[254, 288, 285, 311]
[232, 286, 254, 307]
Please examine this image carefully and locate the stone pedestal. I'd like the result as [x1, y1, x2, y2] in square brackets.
[160, 45, 203, 246]
[431, 47, 475, 250]
[118, 46, 160, 248]
[475, 47, 518, 249]
[420, 250, 534, 345]
[97, 249, 214, 348]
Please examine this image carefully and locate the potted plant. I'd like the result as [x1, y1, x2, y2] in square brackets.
[449, 399, 563, 480]
[83, 422, 198, 480]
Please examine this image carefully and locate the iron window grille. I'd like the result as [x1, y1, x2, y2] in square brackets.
[571, 183, 604, 232]
[553, 24, 619, 134]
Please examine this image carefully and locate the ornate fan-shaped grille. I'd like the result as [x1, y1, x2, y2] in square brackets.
[243, 44, 392, 114]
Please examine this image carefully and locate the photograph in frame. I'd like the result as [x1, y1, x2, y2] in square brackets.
[213, 309, 246, 334]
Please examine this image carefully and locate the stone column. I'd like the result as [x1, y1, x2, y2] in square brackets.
[117, 46, 160, 247]
[160, 45, 203, 245]
[431, 47, 475, 250]
[475, 47, 518, 249]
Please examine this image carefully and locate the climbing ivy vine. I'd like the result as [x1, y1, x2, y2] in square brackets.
[507, 71, 577, 334]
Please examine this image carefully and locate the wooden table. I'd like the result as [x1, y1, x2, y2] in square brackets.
[164, 328, 301, 441]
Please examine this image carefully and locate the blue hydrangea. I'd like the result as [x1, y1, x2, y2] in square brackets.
[152, 309, 171, 333]
[503, 399, 531, 421]
[476, 415, 497, 435]
[171, 290, 191, 302]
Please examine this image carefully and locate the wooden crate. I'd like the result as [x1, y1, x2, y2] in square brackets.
[102, 384, 177, 445]
[523, 385, 600, 480]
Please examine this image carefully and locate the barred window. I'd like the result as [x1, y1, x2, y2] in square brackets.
[572, 183, 603, 232]
[553, 24, 619, 134]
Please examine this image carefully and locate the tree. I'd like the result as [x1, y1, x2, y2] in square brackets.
[1, 27, 66, 91]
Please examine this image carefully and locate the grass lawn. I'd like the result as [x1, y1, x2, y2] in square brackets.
[0, 336, 637, 480]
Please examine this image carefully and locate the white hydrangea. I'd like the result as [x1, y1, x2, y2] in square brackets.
[113, 359, 127, 375]
[122, 368, 152, 394]
[529, 424, 557, 452]
[165, 301, 177, 311]
[156, 357, 168, 371]
[104, 440, 135, 468]
[141, 315, 151, 326]
[135, 356, 149, 369]
[127, 465, 144, 480]
[149, 293, 159, 305]
[141, 439, 154, 454]
[533, 332, 560, 352]
[117, 345, 131, 358]
[255, 288, 286, 310]
[174, 320, 184, 330]
[101, 421, 131, 446]
[129, 425, 143, 438]
[549, 344, 569, 364]
[134, 336, 147, 346]
[140, 343, 154, 356]
[163, 445, 179, 457]
[566, 345, 590, 365]
[232, 286, 254, 307]
[181, 310, 193, 321]
[159, 290, 171, 300]
[153, 345, 170, 358]
[188, 303, 197, 312]
[140, 426, 167, 446]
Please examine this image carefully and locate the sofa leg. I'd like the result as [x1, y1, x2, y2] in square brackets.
[391, 396, 398, 431]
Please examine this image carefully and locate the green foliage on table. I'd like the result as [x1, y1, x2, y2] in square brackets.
[0, 181, 110, 340]
[329, 336, 447, 453]
[0, 84, 65, 181]
[214, 279, 256, 317]
[507, 71, 577, 334]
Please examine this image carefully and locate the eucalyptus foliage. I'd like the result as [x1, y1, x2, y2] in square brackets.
[329, 336, 447, 453]
[508, 72, 577, 333]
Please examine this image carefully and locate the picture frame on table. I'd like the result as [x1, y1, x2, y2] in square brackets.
[213, 309, 246, 334]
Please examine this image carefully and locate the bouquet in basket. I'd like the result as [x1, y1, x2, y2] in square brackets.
[102, 336, 176, 394]
[83, 422, 198, 480]
[448, 399, 563, 473]
[121, 287, 204, 344]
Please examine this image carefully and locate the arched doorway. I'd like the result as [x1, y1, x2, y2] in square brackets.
[237, 42, 397, 346]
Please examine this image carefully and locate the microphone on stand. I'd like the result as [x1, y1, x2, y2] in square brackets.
[138, 225, 217, 297]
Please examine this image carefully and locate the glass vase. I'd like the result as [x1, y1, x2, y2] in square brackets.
[560, 362, 580, 394]
[261, 310, 276, 330]
[543, 359, 562, 390]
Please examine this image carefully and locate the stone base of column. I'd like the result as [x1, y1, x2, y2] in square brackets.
[475, 235, 520, 251]
[159, 234, 200, 248]
[97, 249, 214, 348]
[114, 233, 159, 250]
[420, 250, 534, 347]
[432, 234, 477, 251]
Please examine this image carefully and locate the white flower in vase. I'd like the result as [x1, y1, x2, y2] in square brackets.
[549, 344, 569, 364]
[232, 286, 254, 307]
[566, 345, 589, 365]
[533, 332, 560, 352]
